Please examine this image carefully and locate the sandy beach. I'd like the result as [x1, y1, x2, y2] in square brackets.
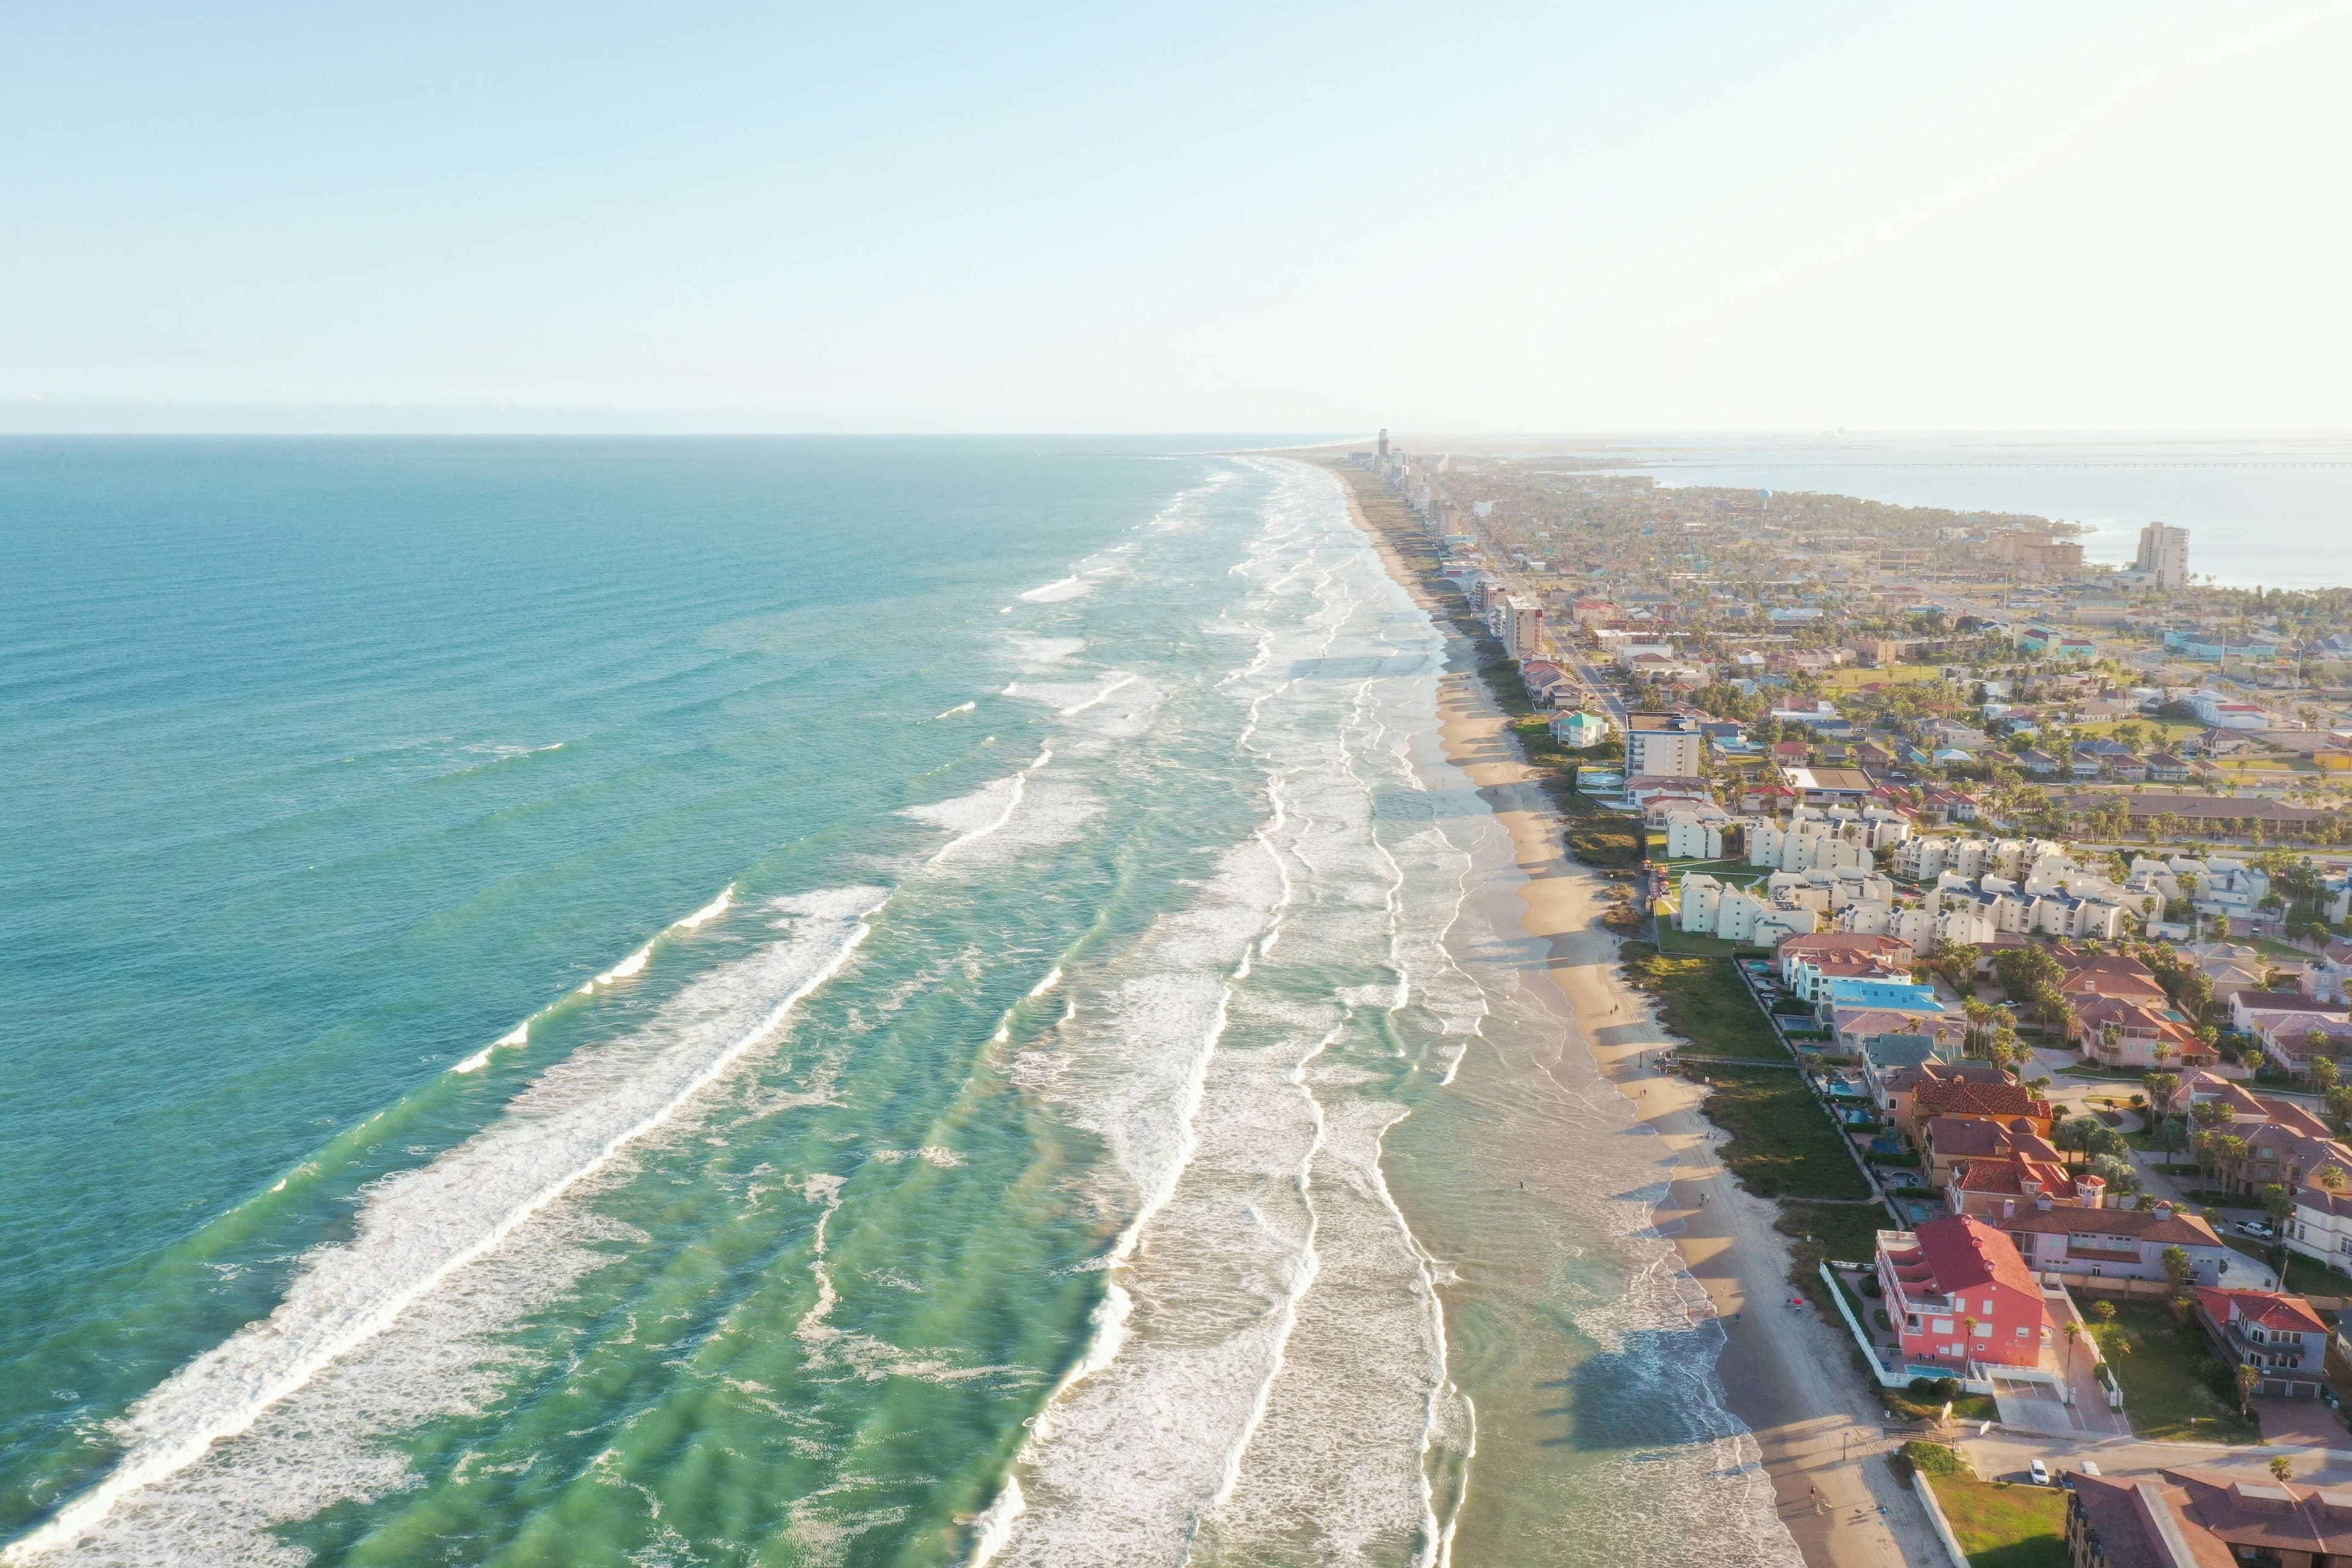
[1331, 466, 1948, 1568]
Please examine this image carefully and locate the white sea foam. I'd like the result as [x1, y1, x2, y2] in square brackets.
[1017, 575, 1090, 604]
[909, 744, 1053, 867]
[1001, 633, 1085, 668]
[963, 1476, 1025, 1568]
[1025, 967, 1062, 998]
[932, 701, 978, 720]
[7, 886, 886, 1563]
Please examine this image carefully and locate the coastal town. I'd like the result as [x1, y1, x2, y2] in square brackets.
[1327, 435, 2352, 1568]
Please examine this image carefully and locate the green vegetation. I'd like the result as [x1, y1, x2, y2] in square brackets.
[2087, 1300, 2263, 1443]
[2223, 1237, 2352, 1298]
[1653, 924, 1770, 957]
[1568, 818, 1645, 868]
[1698, 1065, 1872, 1200]
[1899, 1442, 2066, 1568]
[1777, 1200, 1887, 1266]
[1927, 1469, 2070, 1568]
[1474, 654, 1536, 716]
[1890, 1387, 1997, 1423]
[1820, 663, 1946, 692]
[1620, 943, 1787, 1060]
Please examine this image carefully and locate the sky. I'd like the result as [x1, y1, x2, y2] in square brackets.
[4, 0, 2350, 434]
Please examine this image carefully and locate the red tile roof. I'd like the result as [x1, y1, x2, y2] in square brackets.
[1911, 1214, 2039, 1298]
[2195, 1286, 2328, 1337]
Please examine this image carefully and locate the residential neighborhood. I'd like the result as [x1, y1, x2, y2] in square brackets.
[1355, 440, 2352, 1568]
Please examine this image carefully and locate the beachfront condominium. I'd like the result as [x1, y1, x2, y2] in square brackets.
[1624, 712, 1704, 778]
[2135, 522, 2189, 590]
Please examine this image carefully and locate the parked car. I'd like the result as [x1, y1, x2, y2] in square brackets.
[2240, 1221, 2277, 1240]
[2078, 1461, 2101, 1477]
[2030, 1460, 2051, 1486]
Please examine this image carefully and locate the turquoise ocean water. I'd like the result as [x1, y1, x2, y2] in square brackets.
[0, 440, 1795, 1567]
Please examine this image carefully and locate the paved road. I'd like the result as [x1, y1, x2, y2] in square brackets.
[1957, 1427, 2352, 1490]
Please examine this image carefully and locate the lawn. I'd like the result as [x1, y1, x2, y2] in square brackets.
[1620, 943, 1788, 1060]
[1660, 855, 1758, 878]
[1695, 1065, 1873, 1200]
[2088, 1300, 2263, 1443]
[2075, 717, 2206, 747]
[2225, 1236, 2352, 1298]
[1921, 1454, 2069, 1568]
[1653, 924, 1772, 957]
[1822, 663, 1947, 692]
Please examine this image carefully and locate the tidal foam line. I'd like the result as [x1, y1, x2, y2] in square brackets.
[1054, 673, 1136, 717]
[6, 886, 886, 1564]
[916, 744, 1052, 867]
[454, 885, 738, 1074]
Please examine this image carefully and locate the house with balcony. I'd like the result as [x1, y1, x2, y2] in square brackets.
[1992, 1194, 2231, 1284]
[2192, 1287, 2329, 1398]
[2075, 996, 2211, 1070]
[1945, 1152, 2080, 1221]
[1875, 1215, 2046, 1373]
[1924, 1115, 2066, 1186]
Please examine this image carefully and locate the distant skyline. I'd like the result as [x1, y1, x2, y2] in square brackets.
[6, 1, 2350, 434]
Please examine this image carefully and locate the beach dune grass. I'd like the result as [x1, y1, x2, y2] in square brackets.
[1620, 943, 1787, 1061]
[2088, 1300, 2263, 1444]
[1699, 1066, 1872, 1200]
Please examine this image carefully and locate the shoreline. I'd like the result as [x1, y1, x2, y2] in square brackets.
[1311, 457, 1945, 1568]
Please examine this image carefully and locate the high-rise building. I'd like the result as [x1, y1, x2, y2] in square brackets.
[1624, 712, 1705, 777]
[2136, 522, 2190, 590]
[1377, 428, 1389, 459]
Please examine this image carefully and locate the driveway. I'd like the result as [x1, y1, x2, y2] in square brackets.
[2255, 1397, 2352, 1449]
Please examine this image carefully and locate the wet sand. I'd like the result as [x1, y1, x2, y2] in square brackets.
[1329, 466, 1944, 1568]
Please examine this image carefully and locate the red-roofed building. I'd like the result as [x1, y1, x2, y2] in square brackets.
[1906, 1074, 2055, 1144]
[1876, 1215, 2046, 1371]
[2192, 1287, 2330, 1397]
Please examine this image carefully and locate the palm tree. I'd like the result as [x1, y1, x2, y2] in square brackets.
[2272, 1456, 2295, 1483]
[2316, 1164, 2349, 1193]
[2238, 1363, 2261, 1417]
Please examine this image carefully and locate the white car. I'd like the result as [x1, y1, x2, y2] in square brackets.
[2241, 1221, 2277, 1240]
[2030, 1460, 2051, 1486]
[2078, 1461, 2101, 1477]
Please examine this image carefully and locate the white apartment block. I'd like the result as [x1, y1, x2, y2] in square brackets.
[1665, 810, 1727, 860]
[1624, 712, 1706, 778]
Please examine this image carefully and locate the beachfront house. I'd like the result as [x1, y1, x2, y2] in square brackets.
[1875, 1215, 2046, 1373]
[1551, 710, 1610, 749]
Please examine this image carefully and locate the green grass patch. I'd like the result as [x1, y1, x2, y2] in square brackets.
[2089, 1300, 2263, 1443]
[1778, 1199, 1890, 1266]
[1662, 855, 1758, 878]
[1653, 924, 1771, 957]
[1891, 1389, 1999, 1424]
[1474, 654, 1536, 716]
[1927, 1468, 2069, 1568]
[1822, 663, 1947, 692]
[1621, 943, 1787, 1060]
[2225, 1237, 2352, 1298]
[1569, 821, 1645, 868]
[1696, 1065, 1872, 1200]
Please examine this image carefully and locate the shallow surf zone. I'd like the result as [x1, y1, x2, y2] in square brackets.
[982, 461, 1474, 1567]
[5, 888, 887, 1564]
